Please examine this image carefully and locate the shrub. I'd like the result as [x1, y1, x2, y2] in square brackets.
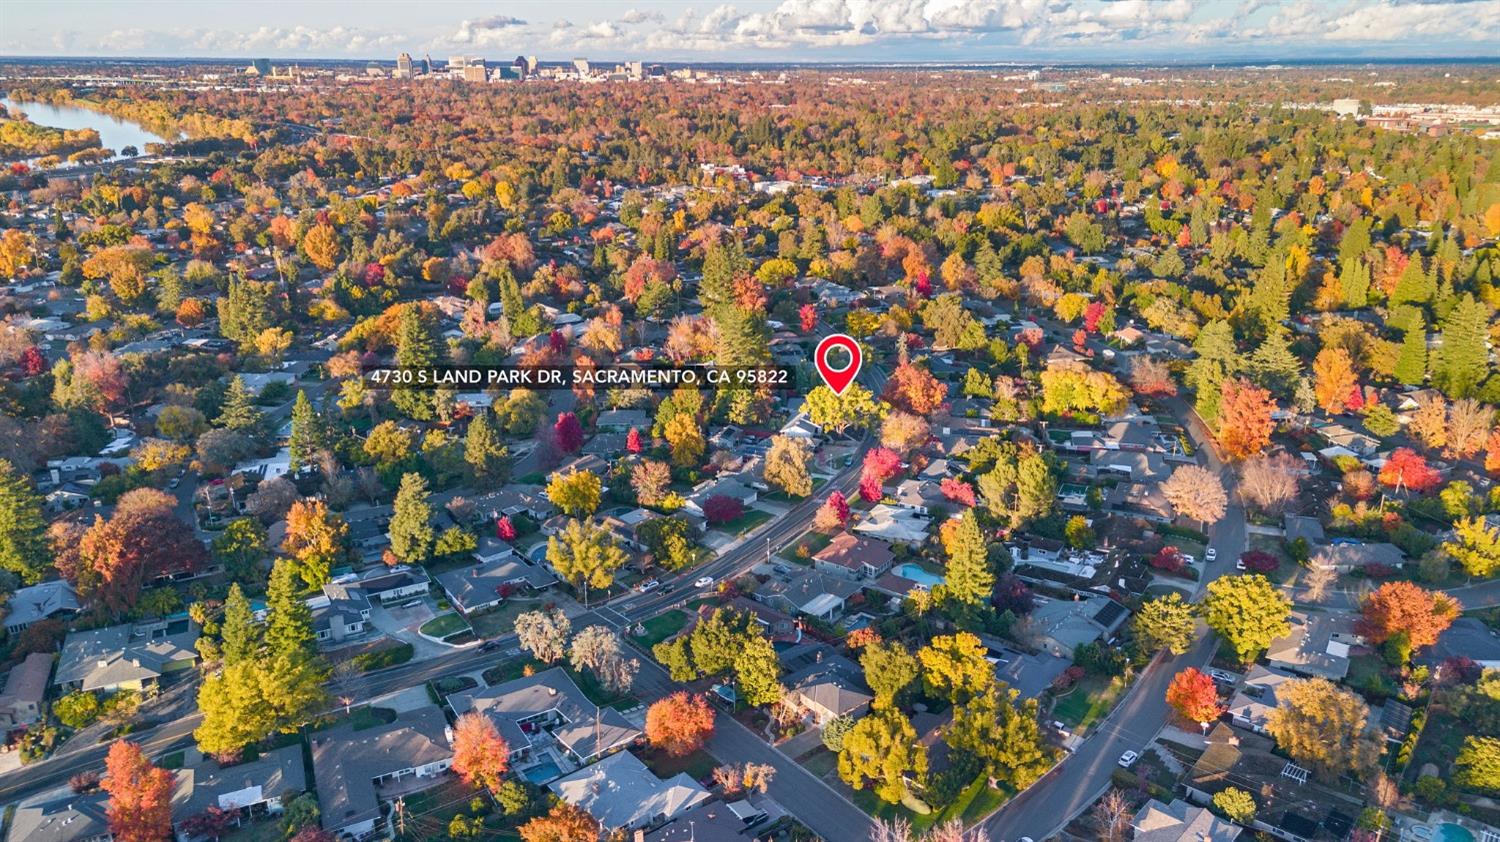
[702, 494, 744, 526]
[1238, 550, 1279, 574]
[54, 691, 101, 729]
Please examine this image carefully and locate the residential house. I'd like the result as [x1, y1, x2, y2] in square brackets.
[685, 475, 759, 520]
[1419, 617, 1500, 670]
[7, 790, 111, 842]
[1282, 515, 1326, 546]
[1105, 482, 1174, 523]
[475, 485, 556, 523]
[549, 750, 711, 833]
[448, 667, 640, 775]
[595, 409, 649, 431]
[600, 508, 661, 553]
[989, 645, 1072, 700]
[1309, 542, 1405, 573]
[1091, 448, 1171, 482]
[1029, 594, 1129, 658]
[715, 597, 799, 641]
[1132, 799, 1241, 842]
[646, 801, 761, 841]
[307, 583, 372, 646]
[853, 504, 932, 545]
[1266, 611, 1361, 681]
[55, 617, 200, 693]
[435, 556, 557, 616]
[813, 533, 895, 580]
[755, 570, 861, 621]
[888, 479, 946, 514]
[553, 455, 608, 483]
[354, 565, 430, 604]
[1318, 423, 1380, 457]
[311, 705, 454, 840]
[778, 413, 822, 442]
[1228, 665, 1296, 734]
[782, 649, 873, 727]
[173, 745, 307, 838]
[0, 653, 53, 727]
[3, 579, 80, 634]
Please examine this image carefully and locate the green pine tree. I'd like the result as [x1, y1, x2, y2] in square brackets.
[265, 559, 317, 659]
[0, 459, 48, 584]
[220, 583, 260, 665]
[700, 239, 749, 316]
[464, 410, 507, 486]
[389, 471, 435, 563]
[216, 375, 265, 434]
[936, 509, 994, 613]
[393, 304, 438, 420]
[1338, 257, 1370, 309]
[287, 390, 326, 471]
[1390, 255, 1436, 307]
[1433, 294, 1491, 399]
[1247, 328, 1303, 398]
[1186, 320, 1241, 425]
[1394, 326, 1429, 386]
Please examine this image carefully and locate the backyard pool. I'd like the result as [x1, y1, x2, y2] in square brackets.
[897, 563, 945, 589]
[1434, 824, 1477, 842]
[520, 759, 563, 784]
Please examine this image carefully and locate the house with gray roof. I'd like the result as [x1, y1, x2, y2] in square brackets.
[310, 705, 453, 840]
[1310, 542, 1405, 573]
[755, 570, 862, 620]
[435, 556, 557, 616]
[550, 750, 711, 832]
[55, 617, 200, 693]
[784, 656, 873, 726]
[1132, 798, 1241, 842]
[1029, 594, 1129, 658]
[646, 800, 759, 842]
[447, 667, 640, 773]
[3, 580, 80, 634]
[1266, 611, 1361, 681]
[172, 745, 307, 836]
[6, 789, 110, 842]
[1228, 665, 1296, 734]
[0, 652, 53, 727]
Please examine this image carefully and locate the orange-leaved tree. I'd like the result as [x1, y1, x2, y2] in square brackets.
[451, 712, 510, 792]
[645, 691, 716, 757]
[102, 741, 174, 842]
[1165, 668, 1224, 725]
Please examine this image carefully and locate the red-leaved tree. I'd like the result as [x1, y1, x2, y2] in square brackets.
[553, 412, 584, 454]
[1238, 550, 1279, 574]
[814, 490, 850, 531]
[102, 741, 174, 842]
[625, 427, 642, 454]
[859, 447, 902, 502]
[645, 692, 716, 756]
[940, 477, 976, 507]
[1378, 447, 1441, 493]
[1217, 378, 1276, 461]
[1357, 581, 1461, 651]
[496, 516, 517, 541]
[1165, 668, 1223, 724]
[702, 495, 744, 526]
[452, 712, 510, 792]
[799, 304, 818, 333]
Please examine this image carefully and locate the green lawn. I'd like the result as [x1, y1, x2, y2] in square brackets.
[355, 642, 414, 672]
[851, 788, 941, 835]
[784, 531, 833, 563]
[713, 508, 774, 536]
[467, 598, 542, 639]
[1052, 674, 1128, 731]
[795, 746, 839, 778]
[637, 746, 716, 781]
[313, 705, 398, 732]
[418, 613, 470, 638]
[632, 610, 690, 648]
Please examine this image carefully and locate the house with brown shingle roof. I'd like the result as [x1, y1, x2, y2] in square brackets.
[813, 532, 894, 580]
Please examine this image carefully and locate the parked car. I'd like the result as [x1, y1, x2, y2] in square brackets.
[1118, 750, 1139, 768]
[1208, 669, 1238, 685]
[637, 579, 661, 593]
[695, 576, 715, 588]
[1205, 547, 1217, 562]
[772, 563, 791, 575]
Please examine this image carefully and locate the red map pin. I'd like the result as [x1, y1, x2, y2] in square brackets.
[814, 334, 862, 396]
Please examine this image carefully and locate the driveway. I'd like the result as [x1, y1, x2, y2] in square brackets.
[367, 600, 451, 659]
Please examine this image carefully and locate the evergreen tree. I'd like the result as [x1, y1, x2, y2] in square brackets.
[259, 565, 328, 734]
[1391, 255, 1436, 306]
[265, 560, 316, 659]
[936, 509, 994, 613]
[286, 390, 325, 470]
[1338, 218, 1372, 267]
[153, 266, 185, 314]
[1247, 258, 1290, 328]
[1338, 257, 1370, 309]
[0, 459, 48, 583]
[1247, 328, 1303, 398]
[1186, 321, 1242, 424]
[216, 275, 275, 348]
[712, 306, 771, 368]
[1433, 294, 1491, 399]
[393, 304, 438, 419]
[495, 265, 541, 338]
[1395, 325, 1429, 386]
[700, 240, 749, 316]
[216, 375, 264, 435]
[389, 471, 435, 563]
[219, 584, 259, 665]
[464, 410, 507, 486]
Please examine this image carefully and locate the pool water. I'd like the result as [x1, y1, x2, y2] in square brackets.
[897, 563, 945, 589]
[521, 759, 563, 784]
[1435, 824, 1476, 842]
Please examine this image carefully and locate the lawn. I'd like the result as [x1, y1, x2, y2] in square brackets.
[631, 609, 690, 648]
[795, 746, 839, 778]
[712, 507, 773, 536]
[783, 531, 833, 563]
[419, 613, 470, 638]
[637, 746, 716, 781]
[467, 598, 543, 639]
[313, 705, 398, 732]
[851, 787, 943, 835]
[1052, 674, 1128, 732]
[355, 642, 414, 672]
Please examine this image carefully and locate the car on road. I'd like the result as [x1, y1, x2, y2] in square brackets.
[1118, 750, 1139, 768]
[661, 583, 677, 594]
[1208, 669, 1238, 685]
[637, 579, 661, 593]
[168, 477, 181, 489]
[1235, 558, 1246, 571]
[695, 576, 715, 588]
[772, 563, 791, 575]
[1205, 547, 1217, 562]
[480, 640, 502, 652]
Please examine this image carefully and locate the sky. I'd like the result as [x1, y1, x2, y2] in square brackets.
[2, 0, 1498, 63]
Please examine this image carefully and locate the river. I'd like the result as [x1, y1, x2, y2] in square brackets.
[1, 95, 173, 159]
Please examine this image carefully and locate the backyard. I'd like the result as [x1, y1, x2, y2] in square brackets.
[1052, 674, 1129, 732]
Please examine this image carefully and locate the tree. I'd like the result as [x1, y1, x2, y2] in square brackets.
[1162, 465, 1228, 524]
[389, 472, 434, 563]
[663, 412, 705, 468]
[735, 635, 784, 707]
[1313, 348, 1359, 415]
[883, 362, 949, 417]
[514, 609, 571, 663]
[0, 459, 48, 583]
[1132, 592, 1198, 656]
[281, 500, 346, 589]
[935, 509, 993, 611]
[764, 435, 813, 497]
[1446, 398, 1493, 460]
[452, 712, 510, 792]
[546, 519, 628, 604]
[630, 460, 671, 506]
[1201, 575, 1292, 664]
[547, 470, 601, 517]
[1166, 668, 1224, 723]
[102, 741, 174, 842]
[519, 803, 601, 842]
[1456, 736, 1500, 794]
[220, 583, 259, 665]
[1265, 677, 1381, 778]
[645, 692, 715, 756]
[569, 625, 638, 694]
[57, 489, 205, 616]
[1358, 581, 1460, 651]
[815, 490, 851, 531]
[1213, 788, 1257, 823]
[1130, 357, 1178, 397]
[838, 710, 928, 805]
[1038, 362, 1128, 417]
[463, 411, 507, 485]
[1395, 326, 1428, 386]
[1446, 516, 1500, 577]
[287, 391, 325, 471]
[918, 632, 995, 704]
[805, 383, 883, 435]
[702, 494, 744, 525]
[861, 640, 920, 710]
[1187, 321, 1242, 424]
[55, 691, 101, 728]
[880, 411, 931, 456]
[947, 685, 1053, 789]
[1093, 789, 1133, 842]
[195, 659, 275, 759]
[859, 446, 903, 502]
[1238, 453, 1301, 514]
[1379, 448, 1442, 493]
[216, 375, 264, 435]
[552, 412, 584, 454]
[1216, 378, 1276, 460]
[1433, 294, 1491, 399]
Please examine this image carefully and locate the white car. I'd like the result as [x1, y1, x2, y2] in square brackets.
[1235, 558, 1246, 571]
[637, 579, 661, 593]
[1118, 750, 1139, 768]
[1205, 548, 1218, 562]
[694, 576, 715, 588]
[1180, 554, 1197, 565]
[1208, 669, 1238, 685]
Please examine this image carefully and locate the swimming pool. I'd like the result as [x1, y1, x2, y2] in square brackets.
[897, 563, 945, 589]
[520, 759, 563, 784]
[1434, 824, 1477, 842]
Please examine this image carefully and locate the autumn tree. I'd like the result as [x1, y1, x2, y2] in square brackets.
[663, 412, 705, 467]
[1201, 575, 1292, 664]
[763, 435, 813, 497]
[860, 446, 903, 502]
[452, 712, 510, 792]
[546, 519, 628, 605]
[883, 361, 948, 416]
[514, 608, 571, 663]
[946, 685, 1053, 789]
[1446, 516, 1500, 577]
[1161, 465, 1228, 524]
[1213, 788, 1257, 824]
[838, 710, 928, 806]
[519, 803, 601, 842]
[282, 499, 346, 589]
[805, 383, 884, 435]
[1039, 362, 1128, 417]
[1238, 453, 1301, 514]
[1358, 581, 1460, 652]
[1265, 678, 1381, 779]
[880, 411, 930, 456]
[1379, 448, 1442, 493]
[1313, 348, 1359, 415]
[56, 488, 205, 615]
[860, 640, 920, 711]
[645, 692, 715, 756]
[547, 470, 602, 517]
[815, 490, 850, 531]
[1217, 378, 1276, 460]
[1166, 668, 1224, 724]
[918, 632, 996, 705]
[102, 741, 174, 842]
[1132, 592, 1198, 656]
[1129, 356, 1177, 397]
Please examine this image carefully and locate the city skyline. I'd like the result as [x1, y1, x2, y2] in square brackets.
[3, 0, 1499, 63]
